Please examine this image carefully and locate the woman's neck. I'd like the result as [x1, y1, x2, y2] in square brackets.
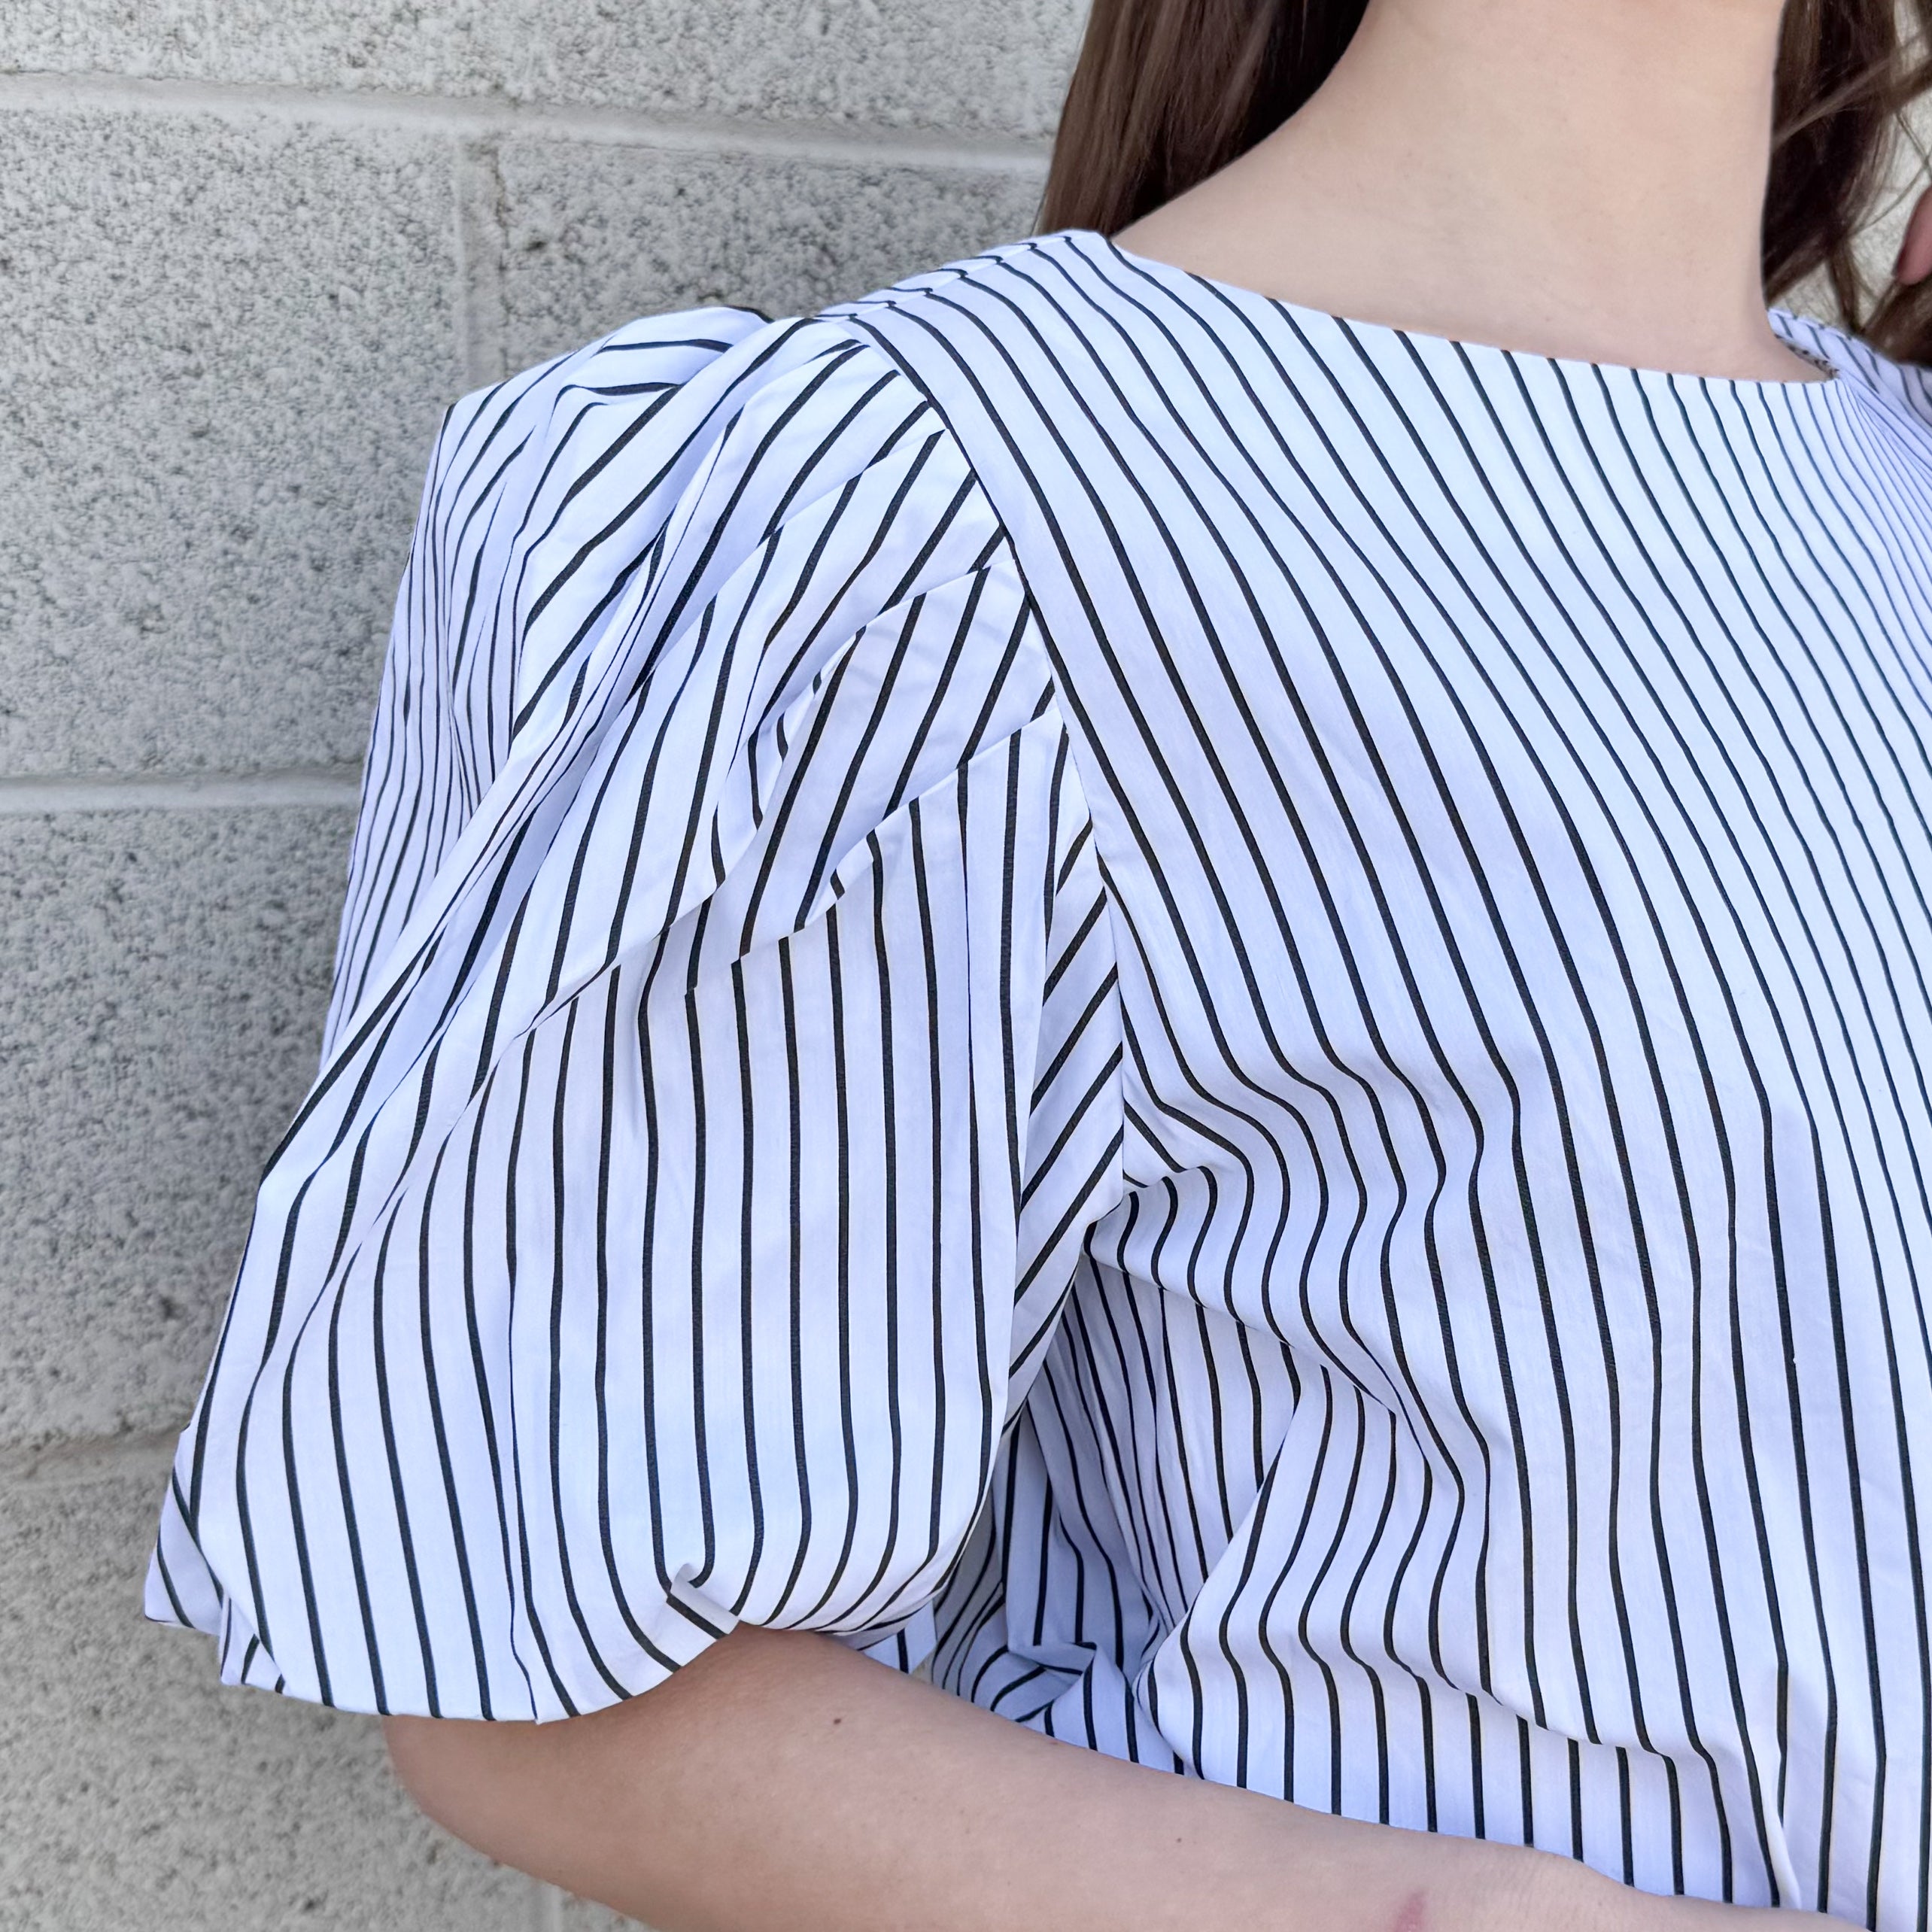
[1113, 0, 1828, 382]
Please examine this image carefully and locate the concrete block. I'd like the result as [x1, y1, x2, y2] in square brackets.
[0, 0, 1086, 141]
[494, 138, 1046, 372]
[0, 108, 462, 776]
[0, 1442, 536, 1930]
[0, 804, 352, 1447]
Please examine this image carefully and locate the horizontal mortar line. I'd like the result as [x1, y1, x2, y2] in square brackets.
[0, 68, 1054, 172]
[0, 764, 363, 815]
[0, 1423, 181, 1490]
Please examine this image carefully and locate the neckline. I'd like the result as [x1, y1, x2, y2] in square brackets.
[1076, 228, 1845, 396]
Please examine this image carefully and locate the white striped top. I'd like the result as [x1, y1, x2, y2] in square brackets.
[150, 228, 1932, 1923]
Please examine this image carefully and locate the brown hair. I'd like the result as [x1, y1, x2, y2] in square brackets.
[1040, 0, 1932, 363]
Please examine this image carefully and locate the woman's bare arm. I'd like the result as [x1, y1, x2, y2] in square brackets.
[385, 1627, 1801, 1932]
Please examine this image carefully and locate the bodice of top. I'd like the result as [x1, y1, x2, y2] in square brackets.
[832, 232, 1932, 1921]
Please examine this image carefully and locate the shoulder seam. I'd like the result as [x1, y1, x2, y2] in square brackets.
[816, 302, 1054, 648]
[814, 307, 1106, 958]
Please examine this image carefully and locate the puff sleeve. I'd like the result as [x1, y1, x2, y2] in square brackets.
[146, 311, 1126, 1722]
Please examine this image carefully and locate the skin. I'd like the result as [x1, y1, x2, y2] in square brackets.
[387, 2, 1902, 1923]
[1117, 0, 1906, 381]
[387, 1627, 1806, 1930]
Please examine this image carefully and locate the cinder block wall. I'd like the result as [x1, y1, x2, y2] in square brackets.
[0, 9, 1073, 1926]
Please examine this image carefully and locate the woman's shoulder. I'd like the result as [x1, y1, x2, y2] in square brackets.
[415, 288, 1029, 707]
[445, 228, 1090, 466]
[427, 301, 947, 552]
[426, 229, 1108, 540]
[325, 278, 1061, 1059]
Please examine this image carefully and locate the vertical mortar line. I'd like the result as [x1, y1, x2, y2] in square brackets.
[453, 134, 509, 390]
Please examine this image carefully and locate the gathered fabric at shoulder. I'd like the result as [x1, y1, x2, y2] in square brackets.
[147, 309, 1125, 1721]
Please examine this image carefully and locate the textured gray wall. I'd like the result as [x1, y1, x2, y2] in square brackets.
[0, 8, 1071, 1924]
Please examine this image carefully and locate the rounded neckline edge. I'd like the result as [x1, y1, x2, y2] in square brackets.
[1077, 229, 1845, 396]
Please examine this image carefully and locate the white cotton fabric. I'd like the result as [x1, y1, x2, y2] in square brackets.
[152, 229, 1932, 1924]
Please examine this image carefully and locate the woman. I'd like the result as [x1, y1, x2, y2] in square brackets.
[150, 0, 1932, 1924]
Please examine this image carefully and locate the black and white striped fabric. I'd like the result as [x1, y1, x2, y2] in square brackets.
[152, 229, 1932, 1923]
